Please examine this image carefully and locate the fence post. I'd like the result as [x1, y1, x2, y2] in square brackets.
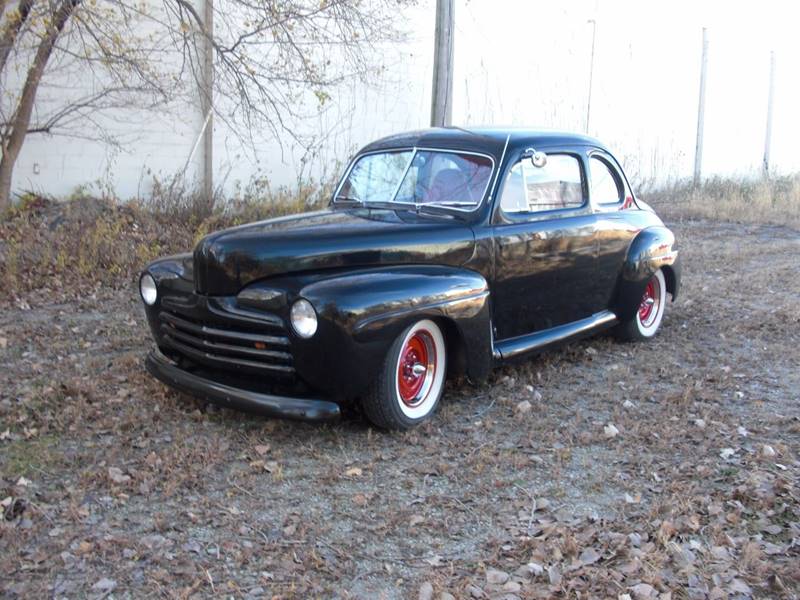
[430, 0, 454, 127]
[201, 0, 214, 206]
[763, 51, 775, 177]
[585, 19, 597, 135]
[693, 27, 708, 186]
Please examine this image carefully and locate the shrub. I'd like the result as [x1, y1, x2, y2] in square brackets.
[0, 179, 329, 298]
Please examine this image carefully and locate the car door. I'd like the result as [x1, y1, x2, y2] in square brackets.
[490, 147, 597, 340]
[588, 151, 641, 309]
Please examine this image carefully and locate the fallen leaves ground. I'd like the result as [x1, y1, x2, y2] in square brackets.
[1, 220, 798, 599]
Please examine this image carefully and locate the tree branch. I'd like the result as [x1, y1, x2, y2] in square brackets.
[0, 0, 34, 74]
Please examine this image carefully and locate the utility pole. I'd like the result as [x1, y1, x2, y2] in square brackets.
[201, 0, 214, 207]
[585, 19, 596, 135]
[430, 0, 454, 127]
[693, 27, 708, 186]
[763, 51, 775, 177]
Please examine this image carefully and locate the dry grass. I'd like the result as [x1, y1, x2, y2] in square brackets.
[0, 182, 328, 298]
[642, 174, 800, 225]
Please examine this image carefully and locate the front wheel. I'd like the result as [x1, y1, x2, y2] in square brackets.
[616, 269, 667, 341]
[362, 319, 447, 430]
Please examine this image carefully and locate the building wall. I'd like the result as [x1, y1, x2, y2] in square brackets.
[8, 0, 434, 200]
[7, 0, 800, 202]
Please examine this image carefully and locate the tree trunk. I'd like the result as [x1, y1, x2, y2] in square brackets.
[0, 154, 13, 212]
[0, 0, 79, 212]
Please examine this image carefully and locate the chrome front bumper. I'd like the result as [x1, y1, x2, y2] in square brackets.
[145, 348, 341, 422]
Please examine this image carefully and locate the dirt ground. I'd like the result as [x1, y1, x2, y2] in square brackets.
[1, 219, 798, 599]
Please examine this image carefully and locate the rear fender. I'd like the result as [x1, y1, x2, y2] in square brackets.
[612, 226, 680, 321]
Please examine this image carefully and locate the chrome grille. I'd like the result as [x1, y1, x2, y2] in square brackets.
[158, 310, 294, 377]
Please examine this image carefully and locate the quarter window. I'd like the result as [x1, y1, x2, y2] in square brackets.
[589, 156, 623, 204]
[500, 154, 583, 214]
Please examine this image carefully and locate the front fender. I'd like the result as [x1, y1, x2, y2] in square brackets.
[612, 226, 680, 321]
[293, 265, 492, 396]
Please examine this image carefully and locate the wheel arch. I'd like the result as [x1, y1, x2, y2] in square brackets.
[611, 226, 681, 321]
[433, 315, 471, 380]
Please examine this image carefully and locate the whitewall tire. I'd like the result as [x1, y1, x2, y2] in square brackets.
[617, 269, 667, 341]
[363, 319, 447, 430]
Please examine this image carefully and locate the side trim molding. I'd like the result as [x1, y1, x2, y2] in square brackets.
[493, 310, 618, 361]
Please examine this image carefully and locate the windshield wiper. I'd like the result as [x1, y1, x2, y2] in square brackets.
[415, 203, 471, 220]
[334, 195, 364, 205]
[357, 200, 416, 210]
[341, 199, 471, 220]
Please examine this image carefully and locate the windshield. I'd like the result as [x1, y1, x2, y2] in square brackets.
[335, 149, 494, 211]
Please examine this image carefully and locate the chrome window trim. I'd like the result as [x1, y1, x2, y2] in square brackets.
[487, 134, 511, 206]
[332, 146, 497, 214]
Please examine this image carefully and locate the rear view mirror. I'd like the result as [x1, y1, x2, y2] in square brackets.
[531, 151, 547, 168]
[522, 147, 547, 168]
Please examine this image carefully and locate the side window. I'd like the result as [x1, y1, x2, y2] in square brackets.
[500, 154, 583, 214]
[589, 156, 623, 204]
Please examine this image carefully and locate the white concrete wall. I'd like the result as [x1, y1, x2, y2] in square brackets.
[7, 0, 800, 202]
[6, 0, 207, 199]
[12, 111, 204, 199]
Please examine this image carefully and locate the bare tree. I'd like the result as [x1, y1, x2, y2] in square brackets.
[0, 0, 410, 213]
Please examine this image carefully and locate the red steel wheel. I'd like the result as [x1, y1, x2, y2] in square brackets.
[393, 321, 445, 419]
[638, 278, 658, 326]
[634, 270, 666, 337]
[397, 330, 437, 407]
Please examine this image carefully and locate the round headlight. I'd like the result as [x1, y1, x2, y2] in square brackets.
[140, 273, 158, 306]
[290, 299, 317, 338]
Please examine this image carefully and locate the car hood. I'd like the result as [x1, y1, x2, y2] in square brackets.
[193, 208, 476, 295]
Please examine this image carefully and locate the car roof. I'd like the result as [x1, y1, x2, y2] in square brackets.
[359, 127, 609, 160]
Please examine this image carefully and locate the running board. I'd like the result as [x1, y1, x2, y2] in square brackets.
[493, 311, 618, 361]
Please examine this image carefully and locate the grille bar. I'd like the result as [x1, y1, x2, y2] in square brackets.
[160, 311, 289, 347]
[162, 326, 293, 363]
[162, 335, 295, 375]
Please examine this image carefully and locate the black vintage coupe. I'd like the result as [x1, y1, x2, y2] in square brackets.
[140, 128, 681, 430]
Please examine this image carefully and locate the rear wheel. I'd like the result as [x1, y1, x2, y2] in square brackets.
[362, 319, 446, 430]
[616, 269, 667, 341]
